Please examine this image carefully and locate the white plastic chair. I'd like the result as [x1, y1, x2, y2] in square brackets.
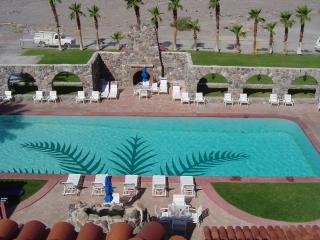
[139, 89, 150, 99]
[33, 91, 44, 103]
[47, 91, 58, 103]
[180, 176, 195, 197]
[101, 82, 110, 99]
[91, 174, 108, 196]
[223, 93, 234, 106]
[90, 91, 100, 103]
[152, 175, 167, 197]
[108, 82, 118, 99]
[172, 194, 186, 206]
[2, 91, 13, 102]
[181, 92, 190, 104]
[269, 94, 279, 106]
[172, 85, 181, 101]
[195, 92, 206, 105]
[151, 82, 159, 94]
[123, 175, 139, 196]
[159, 79, 168, 94]
[111, 193, 121, 205]
[75, 91, 86, 103]
[284, 94, 294, 106]
[238, 93, 250, 106]
[61, 174, 81, 196]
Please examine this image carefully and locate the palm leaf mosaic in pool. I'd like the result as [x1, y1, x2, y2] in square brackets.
[20, 141, 106, 174]
[109, 135, 157, 175]
[160, 151, 249, 176]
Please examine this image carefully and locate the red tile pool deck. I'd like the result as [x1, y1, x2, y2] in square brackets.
[1, 93, 320, 228]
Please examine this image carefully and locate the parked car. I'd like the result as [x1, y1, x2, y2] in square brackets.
[33, 31, 76, 48]
[315, 37, 320, 51]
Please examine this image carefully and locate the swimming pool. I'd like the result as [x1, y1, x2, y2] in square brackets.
[0, 115, 319, 176]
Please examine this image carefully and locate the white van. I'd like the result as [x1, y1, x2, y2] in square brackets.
[315, 37, 320, 51]
[33, 31, 76, 48]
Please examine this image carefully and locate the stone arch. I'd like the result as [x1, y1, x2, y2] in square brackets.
[246, 74, 273, 84]
[291, 74, 317, 85]
[129, 65, 154, 86]
[196, 72, 229, 96]
[8, 72, 38, 95]
[51, 71, 83, 95]
[133, 70, 150, 85]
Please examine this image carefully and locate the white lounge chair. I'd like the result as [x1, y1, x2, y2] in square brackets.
[152, 175, 167, 197]
[269, 93, 279, 106]
[108, 82, 118, 99]
[223, 93, 234, 106]
[47, 91, 58, 103]
[75, 91, 87, 103]
[172, 85, 181, 101]
[90, 91, 100, 103]
[190, 206, 203, 227]
[139, 89, 150, 99]
[195, 92, 206, 105]
[172, 194, 186, 206]
[91, 174, 108, 196]
[111, 193, 121, 205]
[101, 82, 110, 99]
[151, 82, 159, 94]
[61, 174, 81, 196]
[33, 91, 44, 103]
[123, 175, 139, 196]
[159, 79, 168, 94]
[181, 92, 190, 104]
[238, 93, 250, 106]
[180, 176, 195, 197]
[284, 94, 294, 106]
[2, 91, 13, 102]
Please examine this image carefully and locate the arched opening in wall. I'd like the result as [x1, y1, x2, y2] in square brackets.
[292, 75, 317, 85]
[133, 71, 150, 85]
[52, 72, 83, 95]
[8, 73, 38, 95]
[244, 74, 273, 97]
[197, 73, 228, 97]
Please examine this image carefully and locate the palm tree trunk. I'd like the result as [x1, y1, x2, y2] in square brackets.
[193, 30, 197, 50]
[94, 17, 100, 50]
[215, 4, 220, 52]
[253, 20, 257, 54]
[283, 27, 288, 54]
[297, 23, 304, 55]
[236, 35, 240, 53]
[173, 9, 177, 50]
[134, 6, 141, 30]
[117, 42, 121, 50]
[49, 3, 62, 50]
[76, 15, 84, 50]
[269, 33, 273, 54]
[155, 24, 165, 77]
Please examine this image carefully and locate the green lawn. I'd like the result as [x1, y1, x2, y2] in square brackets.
[190, 51, 320, 68]
[292, 75, 317, 85]
[22, 49, 95, 64]
[213, 182, 320, 222]
[53, 72, 80, 82]
[246, 75, 273, 84]
[0, 180, 47, 207]
[200, 73, 227, 83]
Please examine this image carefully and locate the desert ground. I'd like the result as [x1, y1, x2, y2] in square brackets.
[0, 0, 320, 63]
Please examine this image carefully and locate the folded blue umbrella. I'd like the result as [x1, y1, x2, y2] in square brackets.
[104, 175, 113, 203]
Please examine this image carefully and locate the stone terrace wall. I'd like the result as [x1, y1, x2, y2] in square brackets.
[0, 61, 94, 95]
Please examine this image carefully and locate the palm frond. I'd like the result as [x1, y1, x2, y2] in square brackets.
[160, 151, 249, 176]
[109, 135, 157, 175]
[21, 141, 106, 174]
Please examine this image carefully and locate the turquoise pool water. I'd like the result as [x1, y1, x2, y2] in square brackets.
[0, 115, 319, 176]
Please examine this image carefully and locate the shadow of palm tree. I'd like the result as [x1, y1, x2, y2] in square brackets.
[0, 100, 32, 143]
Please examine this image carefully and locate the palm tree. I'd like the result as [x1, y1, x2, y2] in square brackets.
[69, 2, 85, 50]
[280, 11, 295, 54]
[208, 0, 221, 52]
[248, 8, 265, 54]
[264, 22, 277, 54]
[229, 24, 246, 53]
[87, 5, 101, 50]
[148, 6, 164, 77]
[111, 32, 125, 50]
[168, 0, 183, 50]
[48, 0, 62, 50]
[125, 0, 143, 30]
[188, 19, 201, 50]
[295, 5, 312, 54]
